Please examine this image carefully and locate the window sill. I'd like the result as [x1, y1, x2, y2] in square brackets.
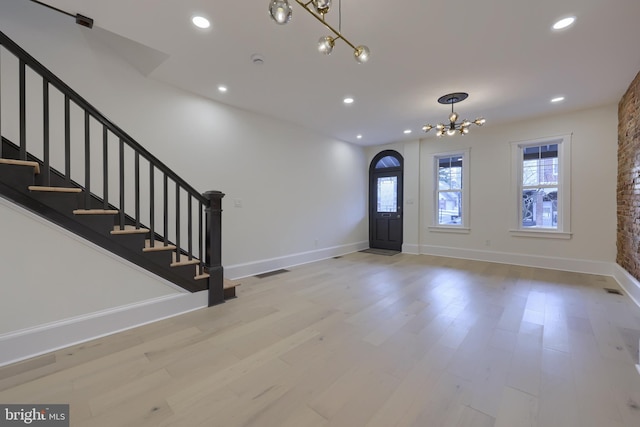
[509, 229, 572, 239]
[429, 226, 470, 234]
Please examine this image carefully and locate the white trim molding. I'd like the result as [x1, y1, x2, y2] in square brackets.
[402, 243, 420, 255]
[431, 148, 470, 230]
[509, 229, 572, 239]
[0, 291, 208, 367]
[418, 245, 640, 312]
[419, 244, 615, 276]
[225, 240, 369, 279]
[612, 263, 640, 310]
[509, 134, 572, 237]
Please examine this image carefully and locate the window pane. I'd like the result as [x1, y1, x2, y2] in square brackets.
[375, 156, 401, 169]
[438, 156, 462, 191]
[523, 144, 558, 160]
[377, 176, 397, 212]
[523, 157, 558, 186]
[522, 187, 557, 228]
[438, 190, 462, 225]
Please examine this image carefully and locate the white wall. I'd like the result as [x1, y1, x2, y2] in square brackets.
[0, 1, 369, 282]
[369, 104, 618, 269]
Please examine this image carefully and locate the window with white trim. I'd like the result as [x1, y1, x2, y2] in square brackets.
[431, 149, 469, 231]
[510, 135, 571, 238]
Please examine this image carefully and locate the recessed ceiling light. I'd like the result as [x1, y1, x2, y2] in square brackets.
[356, 134, 363, 139]
[192, 16, 210, 29]
[404, 129, 412, 134]
[343, 97, 354, 104]
[218, 85, 228, 93]
[551, 96, 565, 103]
[552, 16, 575, 30]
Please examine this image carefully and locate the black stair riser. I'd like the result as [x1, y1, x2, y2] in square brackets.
[139, 250, 174, 268]
[170, 263, 202, 282]
[109, 232, 147, 249]
[72, 215, 117, 236]
[0, 164, 35, 188]
[28, 191, 82, 214]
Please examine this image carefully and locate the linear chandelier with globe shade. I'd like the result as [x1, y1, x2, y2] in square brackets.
[422, 93, 486, 137]
[268, 0, 370, 64]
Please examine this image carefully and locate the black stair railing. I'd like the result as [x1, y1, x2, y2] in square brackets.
[0, 30, 224, 306]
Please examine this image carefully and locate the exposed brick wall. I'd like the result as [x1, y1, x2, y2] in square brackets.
[617, 71, 640, 278]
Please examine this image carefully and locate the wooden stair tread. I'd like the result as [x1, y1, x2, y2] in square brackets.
[224, 279, 241, 289]
[73, 209, 119, 215]
[143, 239, 176, 252]
[28, 185, 82, 193]
[0, 158, 40, 174]
[111, 225, 150, 235]
[171, 259, 201, 267]
[193, 273, 241, 292]
[171, 253, 201, 267]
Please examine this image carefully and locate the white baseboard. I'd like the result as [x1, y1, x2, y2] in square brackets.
[402, 243, 420, 255]
[612, 263, 640, 310]
[419, 244, 640, 311]
[419, 244, 616, 276]
[0, 291, 208, 367]
[225, 241, 369, 279]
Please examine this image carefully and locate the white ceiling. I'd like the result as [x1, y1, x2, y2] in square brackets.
[16, 0, 640, 146]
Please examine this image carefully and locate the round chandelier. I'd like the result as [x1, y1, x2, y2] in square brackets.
[268, 0, 370, 64]
[422, 93, 486, 137]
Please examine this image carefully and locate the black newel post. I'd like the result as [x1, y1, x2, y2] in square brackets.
[203, 190, 225, 307]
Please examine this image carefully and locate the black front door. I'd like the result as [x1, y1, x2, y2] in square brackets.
[369, 151, 403, 251]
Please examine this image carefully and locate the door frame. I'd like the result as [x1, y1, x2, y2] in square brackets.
[369, 150, 404, 250]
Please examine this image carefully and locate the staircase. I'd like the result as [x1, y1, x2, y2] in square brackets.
[0, 30, 235, 305]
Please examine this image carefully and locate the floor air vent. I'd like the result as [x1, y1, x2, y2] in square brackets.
[604, 288, 624, 295]
[255, 269, 289, 279]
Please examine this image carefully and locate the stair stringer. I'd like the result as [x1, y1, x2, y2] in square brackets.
[0, 137, 209, 293]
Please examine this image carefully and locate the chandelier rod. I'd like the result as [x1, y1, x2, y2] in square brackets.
[294, 0, 358, 51]
[29, 0, 93, 28]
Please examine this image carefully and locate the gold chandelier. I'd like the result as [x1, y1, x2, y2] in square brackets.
[268, 0, 370, 64]
[422, 93, 485, 137]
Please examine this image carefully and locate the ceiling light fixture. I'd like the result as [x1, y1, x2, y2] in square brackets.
[550, 96, 565, 103]
[404, 130, 412, 134]
[343, 97, 354, 104]
[217, 85, 228, 93]
[422, 92, 485, 137]
[268, 0, 370, 64]
[192, 16, 211, 29]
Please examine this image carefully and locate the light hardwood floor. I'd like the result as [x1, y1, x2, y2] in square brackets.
[1, 252, 640, 426]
